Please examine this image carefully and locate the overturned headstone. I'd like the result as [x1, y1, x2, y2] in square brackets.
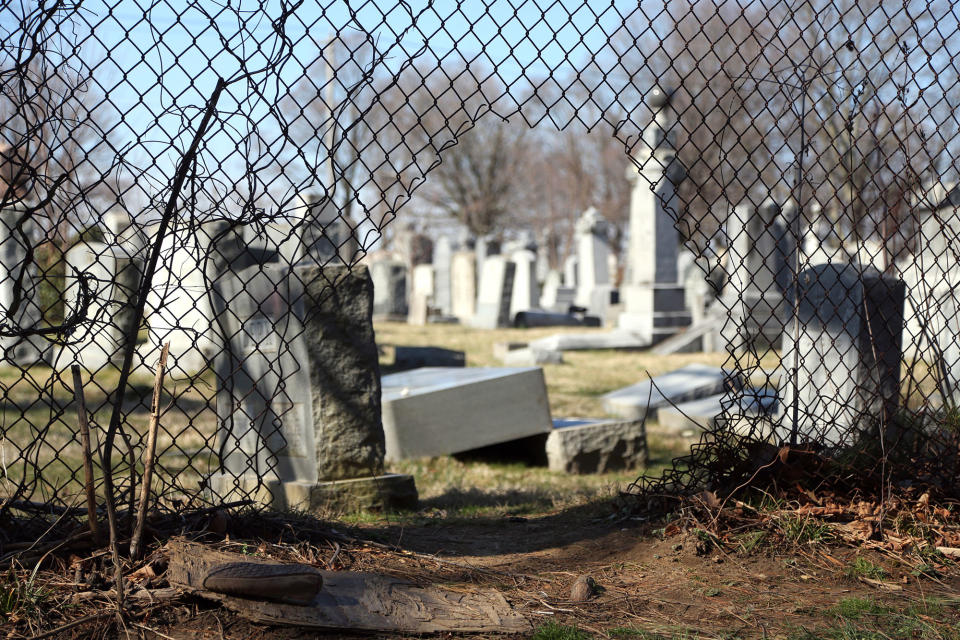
[778, 263, 905, 447]
[656, 388, 777, 436]
[381, 367, 552, 461]
[392, 346, 465, 370]
[547, 418, 647, 474]
[602, 364, 736, 421]
[529, 330, 647, 352]
[208, 263, 417, 512]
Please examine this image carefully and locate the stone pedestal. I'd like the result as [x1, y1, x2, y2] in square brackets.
[778, 264, 905, 448]
[546, 418, 647, 474]
[617, 87, 691, 343]
[209, 263, 417, 512]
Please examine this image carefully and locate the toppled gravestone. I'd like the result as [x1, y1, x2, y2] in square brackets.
[380, 366, 553, 461]
[602, 363, 737, 421]
[208, 263, 417, 512]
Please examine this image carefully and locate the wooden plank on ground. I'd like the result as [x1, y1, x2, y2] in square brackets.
[165, 540, 530, 634]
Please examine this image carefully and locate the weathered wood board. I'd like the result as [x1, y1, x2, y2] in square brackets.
[165, 540, 530, 633]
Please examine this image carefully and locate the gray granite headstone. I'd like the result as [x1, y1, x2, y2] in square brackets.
[778, 263, 905, 447]
[209, 263, 416, 511]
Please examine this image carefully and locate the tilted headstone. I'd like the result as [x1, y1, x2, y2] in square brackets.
[381, 366, 552, 461]
[618, 86, 691, 343]
[450, 250, 477, 322]
[62, 241, 142, 370]
[778, 264, 905, 447]
[369, 258, 408, 319]
[509, 248, 539, 320]
[472, 255, 515, 329]
[208, 263, 417, 512]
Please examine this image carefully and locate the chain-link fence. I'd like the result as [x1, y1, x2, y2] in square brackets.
[2, 0, 960, 534]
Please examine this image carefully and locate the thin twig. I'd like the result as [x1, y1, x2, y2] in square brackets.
[71, 365, 100, 545]
[101, 77, 226, 613]
[130, 343, 170, 561]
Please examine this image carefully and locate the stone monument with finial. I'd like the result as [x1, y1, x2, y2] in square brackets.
[617, 86, 691, 343]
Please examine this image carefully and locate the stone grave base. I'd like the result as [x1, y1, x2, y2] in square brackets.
[207, 472, 418, 513]
[547, 418, 647, 474]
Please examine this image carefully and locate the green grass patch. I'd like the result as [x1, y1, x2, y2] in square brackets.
[781, 515, 834, 545]
[844, 557, 886, 581]
[531, 622, 592, 640]
[829, 597, 888, 620]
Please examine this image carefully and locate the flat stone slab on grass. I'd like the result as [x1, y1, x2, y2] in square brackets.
[529, 330, 649, 352]
[602, 364, 736, 421]
[656, 388, 777, 435]
[547, 418, 646, 474]
[381, 367, 552, 461]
